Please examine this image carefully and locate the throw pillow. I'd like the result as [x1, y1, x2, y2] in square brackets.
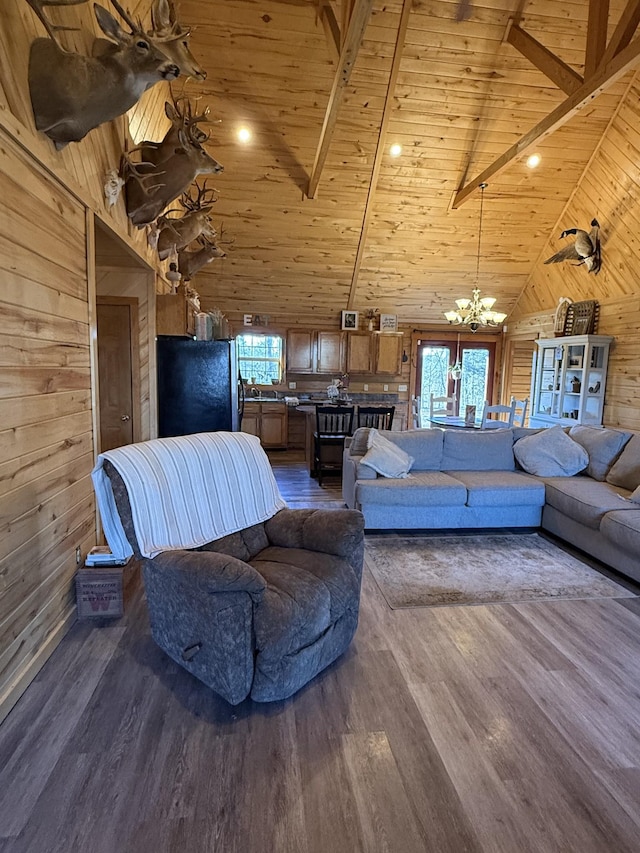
[606, 434, 640, 491]
[349, 427, 371, 457]
[569, 425, 632, 481]
[513, 425, 588, 477]
[360, 429, 414, 478]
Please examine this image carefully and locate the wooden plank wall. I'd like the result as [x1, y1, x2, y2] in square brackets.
[0, 0, 167, 720]
[0, 130, 95, 719]
[506, 76, 640, 431]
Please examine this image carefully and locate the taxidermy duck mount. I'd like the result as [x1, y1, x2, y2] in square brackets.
[544, 219, 601, 274]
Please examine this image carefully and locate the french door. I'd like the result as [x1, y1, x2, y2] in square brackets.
[415, 338, 496, 422]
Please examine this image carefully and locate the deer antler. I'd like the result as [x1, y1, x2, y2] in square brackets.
[180, 181, 218, 212]
[120, 151, 166, 196]
[107, 0, 143, 34]
[24, 0, 86, 45]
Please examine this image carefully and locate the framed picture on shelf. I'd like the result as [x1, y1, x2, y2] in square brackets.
[379, 313, 398, 332]
[341, 310, 359, 330]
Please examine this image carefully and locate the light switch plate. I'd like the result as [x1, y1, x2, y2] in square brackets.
[398, 384, 407, 392]
[383, 384, 389, 391]
[363, 384, 369, 391]
[288, 381, 296, 389]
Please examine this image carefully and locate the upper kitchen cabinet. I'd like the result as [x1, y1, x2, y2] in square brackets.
[374, 333, 403, 375]
[346, 332, 372, 374]
[316, 331, 344, 373]
[286, 329, 315, 373]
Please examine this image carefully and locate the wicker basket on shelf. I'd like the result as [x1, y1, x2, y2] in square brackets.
[563, 300, 599, 335]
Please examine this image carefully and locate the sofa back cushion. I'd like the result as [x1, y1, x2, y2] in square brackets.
[569, 425, 632, 481]
[441, 428, 515, 471]
[380, 428, 444, 470]
[606, 434, 640, 490]
[360, 429, 414, 478]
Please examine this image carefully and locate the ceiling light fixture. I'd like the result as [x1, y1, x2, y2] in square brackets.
[389, 143, 402, 157]
[237, 127, 252, 143]
[526, 153, 541, 168]
[444, 182, 507, 333]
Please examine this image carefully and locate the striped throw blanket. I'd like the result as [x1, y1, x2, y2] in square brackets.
[91, 432, 287, 559]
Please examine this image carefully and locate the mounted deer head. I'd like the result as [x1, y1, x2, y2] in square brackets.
[122, 123, 224, 226]
[178, 235, 226, 281]
[150, 0, 206, 81]
[28, 4, 179, 149]
[138, 97, 212, 169]
[156, 182, 218, 260]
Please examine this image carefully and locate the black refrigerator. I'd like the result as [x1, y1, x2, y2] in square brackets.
[157, 336, 244, 437]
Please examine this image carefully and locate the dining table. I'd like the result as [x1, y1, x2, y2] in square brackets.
[428, 415, 482, 429]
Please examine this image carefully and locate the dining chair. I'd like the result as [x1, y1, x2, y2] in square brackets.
[314, 405, 355, 484]
[429, 393, 457, 426]
[480, 399, 517, 429]
[356, 405, 395, 430]
[511, 397, 529, 428]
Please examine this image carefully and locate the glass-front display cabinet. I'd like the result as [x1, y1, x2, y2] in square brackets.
[529, 335, 613, 428]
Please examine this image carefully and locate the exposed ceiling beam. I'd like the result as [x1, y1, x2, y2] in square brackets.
[347, 0, 413, 310]
[341, 0, 356, 49]
[585, 0, 610, 77]
[506, 22, 583, 95]
[598, 0, 640, 69]
[317, 1, 340, 62]
[306, 0, 375, 200]
[452, 34, 640, 209]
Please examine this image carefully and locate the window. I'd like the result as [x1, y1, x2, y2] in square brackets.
[236, 333, 283, 384]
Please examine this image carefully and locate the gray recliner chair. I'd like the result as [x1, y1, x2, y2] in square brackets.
[103, 460, 365, 705]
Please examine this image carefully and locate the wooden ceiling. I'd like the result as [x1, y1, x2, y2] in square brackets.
[171, 0, 637, 327]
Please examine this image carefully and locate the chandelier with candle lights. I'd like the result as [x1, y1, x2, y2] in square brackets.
[444, 183, 507, 333]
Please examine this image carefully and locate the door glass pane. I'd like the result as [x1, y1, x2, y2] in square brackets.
[458, 348, 489, 412]
[420, 346, 452, 422]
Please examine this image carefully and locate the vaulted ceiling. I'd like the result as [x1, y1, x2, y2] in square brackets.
[172, 0, 638, 327]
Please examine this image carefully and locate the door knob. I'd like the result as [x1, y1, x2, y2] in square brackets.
[121, 415, 131, 422]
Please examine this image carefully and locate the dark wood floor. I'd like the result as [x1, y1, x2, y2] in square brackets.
[1, 455, 640, 852]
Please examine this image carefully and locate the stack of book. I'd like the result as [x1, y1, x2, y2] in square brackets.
[84, 546, 128, 567]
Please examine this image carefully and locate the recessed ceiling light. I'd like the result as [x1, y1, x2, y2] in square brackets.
[389, 143, 402, 158]
[237, 127, 252, 143]
[526, 153, 541, 169]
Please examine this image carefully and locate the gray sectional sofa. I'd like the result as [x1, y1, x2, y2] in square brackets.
[342, 425, 640, 584]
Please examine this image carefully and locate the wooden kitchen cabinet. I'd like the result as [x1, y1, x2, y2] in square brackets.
[286, 329, 345, 374]
[374, 333, 403, 375]
[316, 331, 345, 374]
[156, 291, 196, 336]
[241, 402, 288, 448]
[286, 330, 314, 373]
[346, 332, 373, 373]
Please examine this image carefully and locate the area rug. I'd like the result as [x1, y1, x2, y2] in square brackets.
[365, 533, 636, 609]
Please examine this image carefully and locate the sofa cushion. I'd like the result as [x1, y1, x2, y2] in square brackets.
[381, 428, 445, 471]
[251, 546, 358, 659]
[445, 471, 546, 507]
[568, 425, 632, 481]
[606, 434, 640, 491]
[441, 429, 515, 471]
[361, 429, 414, 478]
[514, 426, 588, 477]
[542, 477, 632, 529]
[600, 510, 640, 556]
[356, 471, 467, 507]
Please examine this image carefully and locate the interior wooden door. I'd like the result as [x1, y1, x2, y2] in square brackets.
[97, 297, 140, 452]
